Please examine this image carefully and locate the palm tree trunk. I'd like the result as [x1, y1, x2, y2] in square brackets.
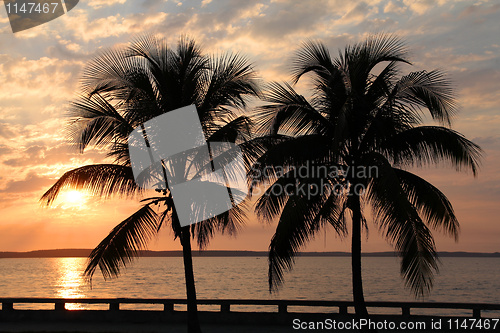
[351, 193, 369, 319]
[180, 227, 202, 333]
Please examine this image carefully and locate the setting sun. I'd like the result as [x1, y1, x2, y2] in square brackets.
[61, 190, 87, 208]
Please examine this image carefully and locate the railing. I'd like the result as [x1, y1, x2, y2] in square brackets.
[1, 298, 500, 318]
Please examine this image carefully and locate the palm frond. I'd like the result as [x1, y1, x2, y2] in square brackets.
[40, 164, 140, 206]
[395, 70, 457, 125]
[84, 204, 159, 281]
[107, 141, 133, 166]
[366, 153, 438, 296]
[81, 45, 156, 109]
[248, 134, 334, 188]
[267, 180, 338, 291]
[67, 93, 133, 153]
[387, 126, 482, 175]
[312, 190, 348, 236]
[291, 40, 339, 85]
[366, 60, 399, 103]
[126, 34, 209, 112]
[254, 171, 295, 222]
[206, 115, 252, 143]
[198, 52, 259, 127]
[239, 135, 288, 170]
[346, 34, 409, 88]
[195, 199, 247, 249]
[394, 168, 459, 239]
[256, 82, 332, 136]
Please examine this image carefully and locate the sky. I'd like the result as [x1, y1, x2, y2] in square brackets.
[0, 0, 499, 253]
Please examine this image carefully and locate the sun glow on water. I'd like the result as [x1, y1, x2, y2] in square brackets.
[55, 258, 86, 310]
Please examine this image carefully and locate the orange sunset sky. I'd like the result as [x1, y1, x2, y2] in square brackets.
[0, 0, 499, 253]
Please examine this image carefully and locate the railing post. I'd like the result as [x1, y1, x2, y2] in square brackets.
[109, 302, 119, 311]
[278, 303, 287, 314]
[164, 302, 174, 313]
[55, 302, 66, 311]
[2, 302, 13, 311]
[339, 306, 348, 315]
[473, 308, 481, 319]
[221, 303, 230, 313]
[402, 306, 410, 317]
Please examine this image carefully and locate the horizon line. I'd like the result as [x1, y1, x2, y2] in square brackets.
[1, 248, 499, 258]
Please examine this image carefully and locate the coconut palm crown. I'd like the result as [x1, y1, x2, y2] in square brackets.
[248, 35, 482, 317]
[41, 35, 260, 333]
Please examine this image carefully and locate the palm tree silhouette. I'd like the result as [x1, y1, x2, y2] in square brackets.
[41, 35, 260, 333]
[249, 35, 482, 319]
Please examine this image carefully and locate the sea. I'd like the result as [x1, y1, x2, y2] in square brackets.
[0, 257, 499, 316]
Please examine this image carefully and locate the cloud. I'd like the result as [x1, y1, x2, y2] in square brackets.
[142, 0, 165, 10]
[0, 172, 54, 193]
[0, 55, 82, 104]
[342, 2, 379, 24]
[201, 0, 212, 7]
[3, 143, 68, 167]
[1, 139, 107, 168]
[62, 10, 169, 42]
[248, 1, 334, 40]
[456, 68, 500, 112]
[471, 136, 500, 147]
[0, 123, 16, 138]
[87, 0, 128, 9]
[384, 1, 407, 14]
[458, 3, 500, 20]
[0, 144, 13, 155]
[402, 0, 439, 15]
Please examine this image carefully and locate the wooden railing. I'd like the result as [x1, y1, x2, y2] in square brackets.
[1, 298, 500, 318]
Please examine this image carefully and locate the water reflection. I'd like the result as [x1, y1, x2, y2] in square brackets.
[0, 257, 496, 312]
[55, 258, 86, 310]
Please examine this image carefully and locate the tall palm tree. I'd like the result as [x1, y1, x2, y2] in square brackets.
[249, 35, 482, 319]
[41, 35, 260, 333]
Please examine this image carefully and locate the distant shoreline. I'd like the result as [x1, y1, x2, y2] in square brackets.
[0, 249, 499, 258]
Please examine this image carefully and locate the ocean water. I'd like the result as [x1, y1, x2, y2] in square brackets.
[0, 257, 499, 316]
